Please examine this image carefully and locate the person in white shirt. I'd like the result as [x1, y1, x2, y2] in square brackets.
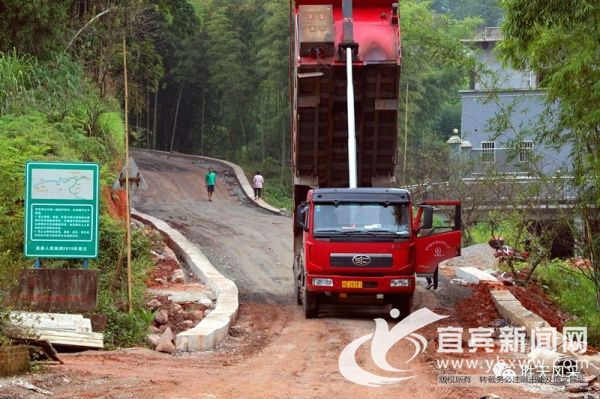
[252, 171, 264, 200]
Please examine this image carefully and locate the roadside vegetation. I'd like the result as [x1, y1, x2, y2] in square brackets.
[467, 216, 600, 346]
[0, 50, 152, 347]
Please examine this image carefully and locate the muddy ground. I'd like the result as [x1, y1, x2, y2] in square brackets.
[0, 150, 568, 399]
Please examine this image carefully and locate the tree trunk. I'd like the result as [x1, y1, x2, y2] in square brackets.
[169, 85, 184, 153]
[152, 88, 158, 150]
[280, 91, 285, 185]
[200, 85, 206, 155]
[146, 82, 151, 149]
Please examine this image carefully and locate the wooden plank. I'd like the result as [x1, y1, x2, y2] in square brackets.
[298, 95, 320, 107]
[11, 338, 62, 363]
[371, 71, 383, 177]
[325, 78, 335, 186]
[357, 69, 368, 185]
[312, 78, 321, 175]
[36, 329, 104, 349]
[375, 99, 397, 110]
[10, 312, 92, 333]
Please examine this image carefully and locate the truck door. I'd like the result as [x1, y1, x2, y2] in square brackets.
[414, 201, 462, 275]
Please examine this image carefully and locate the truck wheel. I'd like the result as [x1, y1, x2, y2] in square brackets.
[293, 254, 304, 305]
[303, 289, 319, 319]
[293, 262, 302, 305]
[391, 294, 413, 320]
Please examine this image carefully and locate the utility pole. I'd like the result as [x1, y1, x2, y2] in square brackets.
[402, 82, 409, 185]
[123, 35, 133, 314]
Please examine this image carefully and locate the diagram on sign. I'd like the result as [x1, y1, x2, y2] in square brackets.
[31, 169, 94, 200]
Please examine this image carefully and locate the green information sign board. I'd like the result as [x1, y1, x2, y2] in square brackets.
[24, 162, 100, 258]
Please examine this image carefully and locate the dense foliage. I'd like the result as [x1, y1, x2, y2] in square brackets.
[499, 0, 600, 311]
[0, 52, 152, 347]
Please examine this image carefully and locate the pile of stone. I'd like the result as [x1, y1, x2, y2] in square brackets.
[566, 375, 599, 399]
[145, 296, 209, 353]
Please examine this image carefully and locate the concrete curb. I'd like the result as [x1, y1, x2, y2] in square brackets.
[131, 149, 283, 215]
[132, 209, 239, 352]
[456, 267, 498, 284]
[490, 289, 600, 377]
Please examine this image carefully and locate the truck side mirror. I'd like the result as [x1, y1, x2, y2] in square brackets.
[420, 205, 433, 230]
[296, 202, 309, 232]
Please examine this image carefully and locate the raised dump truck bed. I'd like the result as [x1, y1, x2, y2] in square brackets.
[292, 0, 401, 191]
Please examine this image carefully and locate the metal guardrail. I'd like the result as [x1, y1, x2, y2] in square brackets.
[403, 176, 577, 206]
[472, 27, 503, 41]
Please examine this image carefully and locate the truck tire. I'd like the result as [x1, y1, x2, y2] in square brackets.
[391, 294, 413, 320]
[303, 289, 319, 319]
[293, 254, 303, 305]
[293, 265, 302, 305]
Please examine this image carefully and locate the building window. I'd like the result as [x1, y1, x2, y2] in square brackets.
[481, 141, 495, 163]
[519, 140, 533, 163]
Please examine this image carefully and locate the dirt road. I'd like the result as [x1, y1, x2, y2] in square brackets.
[2, 151, 561, 399]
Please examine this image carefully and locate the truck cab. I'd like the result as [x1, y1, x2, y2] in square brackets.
[293, 188, 461, 318]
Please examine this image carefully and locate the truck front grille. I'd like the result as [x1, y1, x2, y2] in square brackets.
[330, 253, 393, 268]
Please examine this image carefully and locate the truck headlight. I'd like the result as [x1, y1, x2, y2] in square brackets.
[313, 278, 333, 287]
[390, 279, 411, 287]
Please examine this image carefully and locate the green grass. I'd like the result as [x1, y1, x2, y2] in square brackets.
[535, 259, 600, 346]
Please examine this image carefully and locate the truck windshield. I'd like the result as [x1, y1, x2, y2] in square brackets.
[313, 203, 410, 236]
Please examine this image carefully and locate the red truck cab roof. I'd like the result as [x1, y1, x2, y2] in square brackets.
[311, 187, 411, 203]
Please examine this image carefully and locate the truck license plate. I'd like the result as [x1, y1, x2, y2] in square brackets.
[342, 280, 362, 288]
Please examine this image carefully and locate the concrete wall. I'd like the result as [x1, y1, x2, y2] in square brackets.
[472, 41, 536, 91]
[459, 90, 571, 175]
[9, 269, 98, 313]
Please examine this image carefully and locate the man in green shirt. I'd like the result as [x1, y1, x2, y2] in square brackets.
[205, 167, 217, 201]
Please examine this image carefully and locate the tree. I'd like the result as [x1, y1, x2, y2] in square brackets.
[432, 0, 503, 26]
[499, 0, 600, 311]
[398, 1, 480, 184]
[0, 0, 70, 58]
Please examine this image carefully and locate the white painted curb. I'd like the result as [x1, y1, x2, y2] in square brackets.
[490, 289, 600, 377]
[131, 149, 283, 215]
[456, 267, 498, 284]
[132, 209, 239, 352]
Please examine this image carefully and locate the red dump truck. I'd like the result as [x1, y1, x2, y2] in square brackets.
[291, 0, 462, 318]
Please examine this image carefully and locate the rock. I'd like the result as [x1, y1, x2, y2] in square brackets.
[158, 324, 168, 333]
[190, 310, 204, 321]
[154, 277, 168, 287]
[450, 278, 468, 286]
[172, 303, 183, 312]
[199, 298, 213, 308]
[155, 327, 175, 354]
[150, 325, 162, 334]
[154, 309, 169, 325]
[585, 375, 598, 385]
[146, 299, 162, 309]
[501, 278, 514, 286]
[182, 320, 194, 329]
[568, 394, 600, 399]
[176, 337, 189, 352]
[170, 269, 185, 283]
[566, 383, 591, 393]
[493, 319, 508, 328]
[480, 395, 501, 399]
[146, 334, 160, 348]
